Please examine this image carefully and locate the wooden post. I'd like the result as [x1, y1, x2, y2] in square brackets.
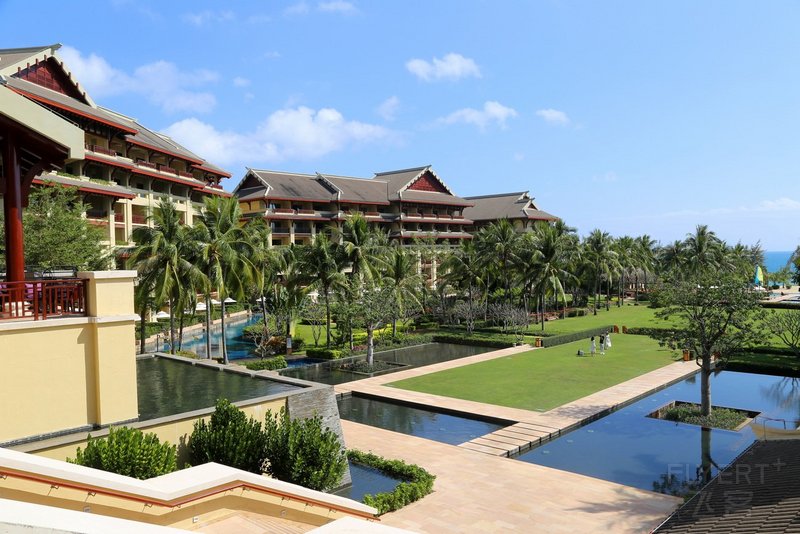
[3, 137, 26, 283]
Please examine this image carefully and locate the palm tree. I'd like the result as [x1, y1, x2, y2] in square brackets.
[128, 199, 203, 354]
[378, 247, 422, 336]
[476, 219, 520, 304]
[297, 233, 345, 347]
[614, 236, 636, 307]
[658, 239, 686, 277]
[191, 196, 257, 364]
[531, 221, 577, 330]
[245, 218, 282, 332]
[684, 224, 723, 276]
[337, 213, 379, 282]
[634, 234, 657, 304]
[583, 230, 618, 315]
[442, 240, 484, 334]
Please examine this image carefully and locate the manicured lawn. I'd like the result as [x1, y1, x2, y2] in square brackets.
[532, 304, 668, 336]
[388, 333, 679, 411]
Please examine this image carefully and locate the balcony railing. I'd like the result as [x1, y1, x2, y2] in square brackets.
[85, 144, 118, 157]
[158, 163, 177, 174]
[114, 213, 124, 222]
[177, 170, 194, 179]
[131, 214, 148, 225]
[0, 279, 87, 321]
[136, 159, 158, 170]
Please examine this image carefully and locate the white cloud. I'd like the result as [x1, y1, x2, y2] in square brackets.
[318, 1, 357, 14]
[163, 106, 392, 165]
[756, 197, 800, 211]
[377, 96, 400, 121]
[438, 101, 517, 130]
[406, 53, 481, 82]
[60, 46, 219, 114]
[536, 108, 571, 126]
[233, 77, 251, 88]
[183, 10, 234, 26]
[284, 2, 310, 15]
[263, 51, 282, 59]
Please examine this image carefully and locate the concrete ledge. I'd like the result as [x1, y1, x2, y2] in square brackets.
[77, 270, 137, 280]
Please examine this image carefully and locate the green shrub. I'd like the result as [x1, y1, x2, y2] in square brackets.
[176, 349, 199, 359]
[625, 327, 674, 337]
[539, 327, 613, 348]
[188, 399, 266, 473]
[347, 450, 435, 515]
[760, 301, 800, 310]
[69, 426, 176, 479]
[244, 356, 288, 371]
[432, 332, 516, 348]
[306, 348, 344, 359]
[263, 408, 347, 492]
[663, 404, 746, 430]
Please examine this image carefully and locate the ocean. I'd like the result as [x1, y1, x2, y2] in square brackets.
[764, 250, 794, 272]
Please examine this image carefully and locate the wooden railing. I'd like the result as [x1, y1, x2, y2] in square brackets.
[0, 279, 87, 321]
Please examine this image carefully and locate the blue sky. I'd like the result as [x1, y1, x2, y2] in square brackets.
[3, 0, 800, 250]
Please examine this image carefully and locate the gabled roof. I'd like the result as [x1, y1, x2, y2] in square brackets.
[0, 44, 59, 73]
[321, 174, 391, 205]
[463, 191, 558, 222]
[3, 76, 137, 134]
[241, 169, 335, 202]
[654, 440, 800, 534]
[373, 166, 471, 206]
[0, 44, 96, 107]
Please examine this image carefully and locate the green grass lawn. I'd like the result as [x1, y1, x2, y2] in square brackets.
[532, 304, 668, 335]
[388, 333, 679, 411]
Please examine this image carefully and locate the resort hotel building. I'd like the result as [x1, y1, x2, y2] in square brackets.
[234, 166, 558, 247]
[0, 44, 231, 268]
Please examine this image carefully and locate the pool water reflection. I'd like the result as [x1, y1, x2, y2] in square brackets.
[338, 394, 507, 445]
[515, 370, 800, 496]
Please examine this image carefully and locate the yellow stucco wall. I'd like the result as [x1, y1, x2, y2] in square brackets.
[0, 271, 139, 444]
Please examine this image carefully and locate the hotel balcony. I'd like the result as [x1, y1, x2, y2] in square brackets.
[0, 278, 87, 322]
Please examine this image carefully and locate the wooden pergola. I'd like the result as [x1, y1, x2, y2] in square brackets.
[0, 82, 84, 282]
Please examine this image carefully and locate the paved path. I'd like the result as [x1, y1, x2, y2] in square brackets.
[336, 346, 697, 456]
[343, 420, 681, 534]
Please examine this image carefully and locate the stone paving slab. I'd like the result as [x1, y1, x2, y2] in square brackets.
[343, 420, 681, 534]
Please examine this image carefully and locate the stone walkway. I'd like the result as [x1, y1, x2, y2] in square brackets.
[336, 346, 697, 456]
[335, 345, 696, 532]
[343, 421, 681, 533]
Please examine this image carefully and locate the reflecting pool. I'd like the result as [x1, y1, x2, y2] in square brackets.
[136, 356, 302, 420]
[338, 394, 508, 445]
[334, 461, 401, 502]
[515, 370, 800, 495]
[281, 343, 493, 385]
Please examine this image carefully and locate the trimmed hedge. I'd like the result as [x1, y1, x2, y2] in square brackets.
[347, 450, 435, 515]
[624, 327, 675, 337]
[538, 326, 613, 348]
[432, 332, 517, 348]
[244, 356, 288, 371]
[306, 348, 345, 360]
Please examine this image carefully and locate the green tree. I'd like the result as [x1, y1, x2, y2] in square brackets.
[263, 408, 347, 492]
[442, 241, 484, 334]
[19, 184, 107, 269]
[337, 212, 379, 282]
[191, 196, 257, 363]
[531, 221, 576, 329]
[188, 399, 266, 473]
[128, 199, 203, 353]
[378, 247, 422, 336]
[297, 233, 345, 347]
[614, 236, 636, 307]
[654, 274, 763, 415]
[583, 230, 618, 315]
[476, 219, 520, 304]
[763, 310, 800, 358]
[70, 426, 177, 479]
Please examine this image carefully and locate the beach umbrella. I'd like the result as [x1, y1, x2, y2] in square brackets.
[195, 302, 207, 311]
[754, 265, 763, 286]
[223, 297, 236, 304]
[210, 298, 221, 306]
[155, 311, 170, 319]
